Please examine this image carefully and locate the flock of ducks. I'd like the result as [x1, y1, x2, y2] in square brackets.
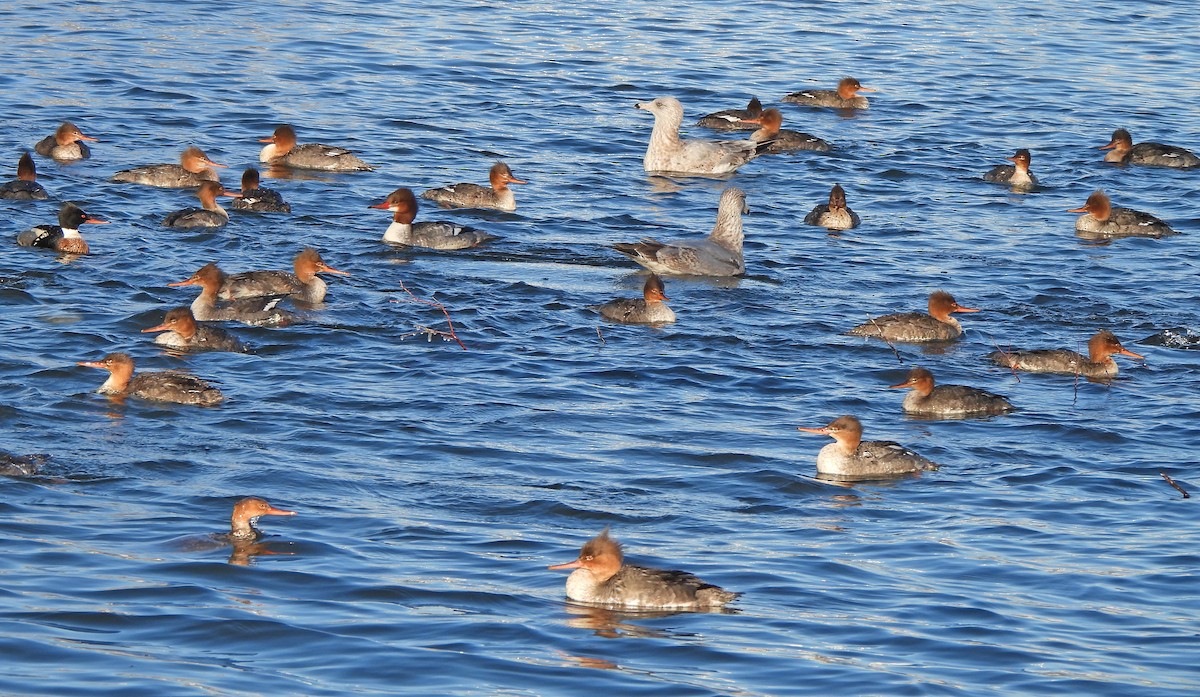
[3, 72, 1195, 609]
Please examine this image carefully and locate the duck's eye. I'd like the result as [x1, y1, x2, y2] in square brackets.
[582, 555, 593, 561]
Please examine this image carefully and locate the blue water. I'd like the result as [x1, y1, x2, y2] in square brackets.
[2, 1, 1198, 694]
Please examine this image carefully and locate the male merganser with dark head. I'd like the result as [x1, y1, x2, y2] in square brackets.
[142, 307, 247, 353]
[548, 528, 739, 610]
[169, 263, 297, 327]
[984, 149, 1038, 190]
[77, 352, 224, 406]
[163, 181, 240, 229]
[613, 187, 747, 276]
[783, 77, 875, 110]
[0, 153, 48, 200]
[0, 452, 47, 477]
[421, 162, 526, 212]
[889, 366, 1014, 417]
[1100, 128, 1199, 168]
[636, 97, 765, 175]
[988, 329, 1144, 379]
[804, 183, 860, 230]
[848, 290, 979, 343]
[17, 202, 108, 255]
[230, 168, 290, 213]
[596, 274, 676, 325]
[370, 187, 499, 249]
[1068, 190, 1175, 239]
[113, 146, 226, 188]
[218, 248, 348, 304]
[743, 108, 831, 153]
[34, 121, 97, 160]
[258, 124, 373, 172]
[225, 497, 296, 543]
[695, 96, 763, 131]
[797, 415, 939, 481]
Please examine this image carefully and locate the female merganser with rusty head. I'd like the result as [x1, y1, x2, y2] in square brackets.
[596, 274, 676, 325]
[370, 187, 499, 249]
[783, 77, 875, 110]
[548, 528, 739, 610]
[230, 168, 291, 213]
[988, 329, 1144, 379]
[983, 149, 1038, 189]
[889, 366, 1014, 417]
[142, 307, 247, 353]
[113, 146, 226, 188]
[797, 415, 939, 481]
[848, 290, 979, 342]
[1068, 190, 1175, 239]
[258, 124, 373, 171]
[17, 202, 108, 254]
[218, 248, 348, 304]
[77, 352, 224, 406]
[163, 181, 241, 229]
[695, 96, 763, 131]
[1100, 128, 1199, 168]
[169, 263, 297, 327]
[226, 497, 296, 543]
[744, 108, 831, 153]
[804, 183, 860, 230]
[0, 452, 47, 477]
[34, 121, 98, 160]
[0, 153, 48, 200]
[421, 162, 526, 212]
[636, 97, 764, 175]
[613, 187, 748, 277]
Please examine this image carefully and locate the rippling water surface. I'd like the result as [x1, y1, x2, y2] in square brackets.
[2, 1, 1198, 695]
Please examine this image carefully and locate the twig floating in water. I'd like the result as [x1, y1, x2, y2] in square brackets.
[1160, 471, 1190, 498]
[390, 281, 467, 351]
[868, 317, 903, 365]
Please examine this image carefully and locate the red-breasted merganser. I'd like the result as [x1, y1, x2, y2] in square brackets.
[169, 263, 297, 327]
[258, 124, 373, 172]
[218, 248, 348, 304]
[596, 274, 676, 325]
[370, 187, 499, 249]
[1068, 190, 1175, 239]
[548, 528, 739, 610]
[77, 352, 224, 406]
[983, 149, 1038, 189]
[783, 77, 875, 110]
[230, 168, 291, 213]
[0, 153, 48, 200]
[113, 146, 226, 188]
[1100, 128, 1200, 168]
[744, 108, 831, 153]
[225, 497, 296, 542]
[636, 97, 763, 175]
[17, 202, 108, 254]
[163, 181, 241, 229]
[988, 329, 1144, 378]
[613, 187, 747, 277]
[34, 121, 97, 160]
[847, 290, 979, 343]
[142, 307, 247, 353]
[889, 366, 1014, 417]
[421, 162, 526, 212]
[804, 183, 860, 230]
[695, 96, 763, 131]
[797, 415, 939, 481]
[0, 452, 47, 477]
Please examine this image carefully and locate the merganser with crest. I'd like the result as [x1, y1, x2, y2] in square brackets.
[988, 329, 1143, 378]
[370, 187, 499, 249]
[218, 248, 348, 304]
[34, 121, 97, 160]
[613, 187, 747, 276]
[113, 146, 226, 188]
[17, 202, 108, 254]
[142, 307, 247, 353]
[797, 415, 939, 481]
[636, 97, 763, 175]
[1069, 190, 1175, 239]
[744, 108, 831, 153]
[258, 124, 373, 171]
[695, 96, 763, 131]
[783, 77, 875, 110]
[0, 153, 48, 200]
[596, 275, 675, 325]
[230, 168, 290, 213]
[804, 183, 860, 230]
[548, 528, 739, 610]
[169, 263, 297, 327]
[1099, 128, 1199, 168]
[163, 181, 240, 229]
[848, 290, 979, 342]
[889, 366, 1014, 417]
[421, 162, 526, 212]
[984, 149, 1038, 189]
[77, 352, 224, 406]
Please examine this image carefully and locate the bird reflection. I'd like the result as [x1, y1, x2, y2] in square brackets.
[560, 603, 686, 639]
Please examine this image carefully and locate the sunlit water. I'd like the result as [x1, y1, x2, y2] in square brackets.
[1, 1, 1198, 695]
